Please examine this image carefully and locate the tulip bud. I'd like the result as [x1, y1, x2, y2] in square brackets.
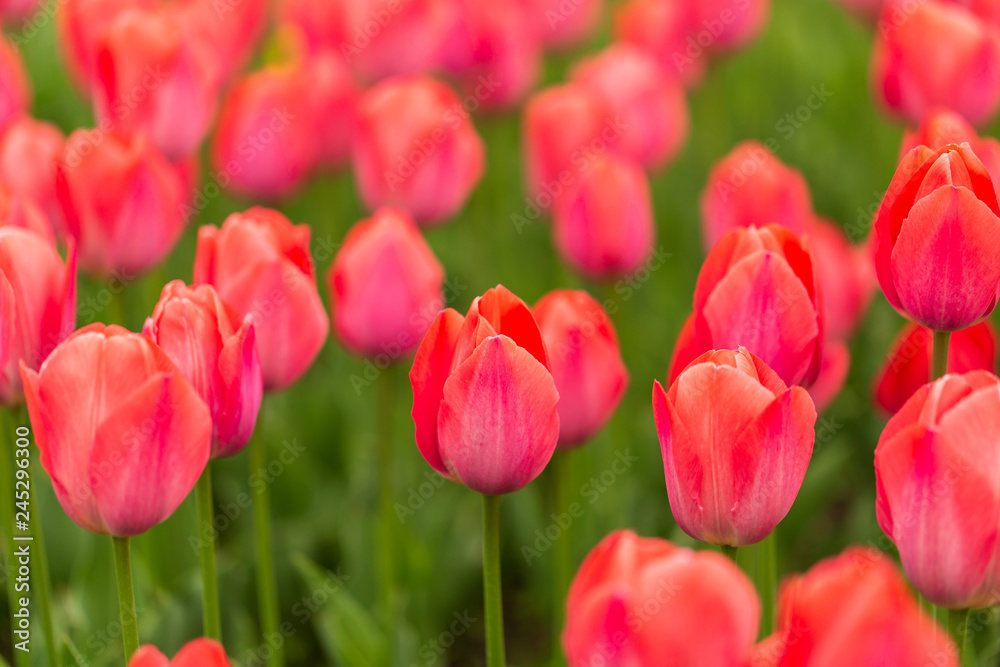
[0, 186, 55, 243]
[564, 530, 760, 667]
[654, 347, 816, 546]
[614, 0, 705, 86]
[0, 117, 66, 239]
[193, 207, 329, 392]
[328, 207, 445, 358]
[901, 108, 1000, 197]
[20, 324, 211, 537]
[0, 39, 30, 136]
[129, 638, 234, 667]
[533, 290, 628, 448]
[518, 0, 603, 50]
[57, 0, 157, 91]
[352, 75, 485, 225]
[874, 143, 1000, 331]
[410, 285, 559, 495]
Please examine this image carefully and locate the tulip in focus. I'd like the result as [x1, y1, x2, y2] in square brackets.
[563, 530, 760, 667]
[410, 285, 559, 495]
[128, 638, 234, 667]
[20, 324, 211, 536]
[901, 108, 1000, 196]
[0, 39, 30, 136]
[533, 290, 628, 448]
[0, 117, 66, 239]
[328, 207, 445, 358]
[518, 0, 604, 49]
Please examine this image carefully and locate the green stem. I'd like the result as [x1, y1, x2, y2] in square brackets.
[482, 494, 506, 667]
[721, 545, 739, 562]
[0, 409, 27, 667]
[760, 533, 776, 636]
[112, 536, 139, 662]
[377, 368, 397, 658]
[551, 451, 572, 667]
[932, 331, 951, 382]
[196, 464, 221, 640]
[948, 608, 970, 665]
[250, 417, 283, 667]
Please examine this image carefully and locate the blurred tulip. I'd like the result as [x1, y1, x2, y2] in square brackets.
[144, 281, 262, 458]
[193, 207, 329, 391]
[172, 0, 268, 82]
[0, 0, 40, 18]
[807, 217, 876, 340]
[0, 186, 55, 242]
[809, 340, 851, 412]
[353, 75, 485, 225]
[20, 324, 211, 536]
[328, 207, 445, 358]
[690, 0, 771, 50]
[701, 141, 813, 248]
[56, 130, 187, 277]
[129, 638, 233, 666]
[874, 143, 1000, 331]
[570, 44, 689, 170]
[410, 285, 559, 495]
[901, 108, 1000, 196]
[754, 547, 957, 666]
[669, 224, 824, 387]
[564, 530, 760, 667]
[308, 50, 361, 168]
[946, 0, 1000, 23]
[553, 153, 655, 279]
[533, 290, 628, 448]
[873, 321, 996, 413]
[872, 0, 1000, 125]
[0, 39, 29, 135]
[277, 0, 347, 53]
[0, 117, 66, 238]
[615, 0, 705, 85]
[518, 0, 604, 49]
[654, 347, 816, 546]
[57, 0, 156, 91]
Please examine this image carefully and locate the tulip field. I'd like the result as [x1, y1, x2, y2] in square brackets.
[6, 0, 1000, 665]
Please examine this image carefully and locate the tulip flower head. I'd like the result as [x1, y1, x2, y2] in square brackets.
[901, 108, 1000, 197]
[0, 117, 66, 239]
[129, 638, 234, 667]
[0, 39, 30, 136]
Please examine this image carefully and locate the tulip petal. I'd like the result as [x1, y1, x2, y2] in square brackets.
[172, 639, 231, 667]
[215, 316, 262, 457]
[410, 308, 464, 478]
[127, 646, 171, 667]
[473, 285, 550, 369]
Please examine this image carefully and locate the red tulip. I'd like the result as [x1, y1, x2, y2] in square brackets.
[754, 547, 957, 666]
[193, 208, 329, 392]
[171, 0, 268, 83]
[0, 187, 55, 243]
[874, 143, 1000, 331]
[872, 0, 1000, 125]
[690, 0, 771, 50]
[700, 141, 813, 249]
[307, 50, 361, 169]
[669, 225, 824, 388]
[806, 217, 876, 341]
[563, 530, 760, 667]
[20, 324, 211, 536]
[533, 290, 628, 448]
[518, 0, 604, 49]
[352, 75, 485, 226]
[569, 44, 689, 170]
[328, 207, 445, 358]
[553, 153, 655, 279]
[144, 281, 262, 458]
[56, 130, 187, 277]
[901, 108, 1000, 196]
[128, 638, 233, 667]
[0, 117, 66, 239]
[654, 347, 816, 546]
[0, 39, 30, 136]
[410, 285, 559, 495]
[614, 0, 705, 86]
[57, 0, 157, 91]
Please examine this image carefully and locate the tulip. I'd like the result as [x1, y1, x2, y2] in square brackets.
[614, 0, 705, 85]
[564, 530, 760, 667]
[901, 108, 1000, 196]
[533, 290, 628, 448]
[193, 207, 329, 392]
[0, 0, 41, 18]
[0, 187, 56, 243]
[807, 217, 876, 341]
[669, 225, 824, 388]
[654, 347, 816, 546]
[352, 75, 486, 225]
[754, 547, 957, 666]
[129, 639, 234, 667]
[328, 207, 445, 359]
[0, 117, 66, 239]
[277, 0, 346, 53]
[874, 143, 1000, 332]
[0, 39, 30, 136]
[691, 0, 771, 50]
[172, 0, 268, 83]
[700, 141, 813, 248]
[56, 0, 157, 91]
[569, 44, 689, 170]
[872, 0, 1000, 125]
[948, 0, 1000, 23]
[552, 154, 655, 280]
[307, 50, 361, 169]
[518, 0, 604, 49]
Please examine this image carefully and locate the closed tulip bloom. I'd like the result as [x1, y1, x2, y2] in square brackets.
[754, 547, 957, 666]
[533, 290, 628, 448]
[874, 143, 1000, 331]
[0, 187, 56, 243]
[570, 45, 689, 170]
[20, 324, 211, 536]
[654, 347, 816, 546]
[308, 50, 361, 168]
[193, 208, 329, 391]
[0, 117, 66, 239]
[872, 0, 1000, 125]
[57, 0, 156, 90]
[519, 0, 603, 49]
[353, 76, 485, 225]
[56, 130, 187, 277]
[0, 40, 29, 136]
[701, 142, 813, 248]
[691, 0, 771, 51]
[129, 638, 233, 667]
[144, 281, 262, 458]
[564, 530, 760, 667]
[901, 108, 1000, 196]
[807, 217, 876, 341]
[328, 207, 445, 358]
[874, 321, 996, 414]
[172, 0, 268, 83]
[410, 285, 559, 495]
[669, 225, 824, 388]
[553, 154, 655, 280]
[614, 0, 704, 85]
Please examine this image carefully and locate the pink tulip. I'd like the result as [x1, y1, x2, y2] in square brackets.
[144, 281, 262, 458]
[614, 0, 705, 86]
[0, 187, 55, 243]
[533, 290, 628, 448]
[564, 530, 760, 667]
[901, 108, 1000, 196]
[410, 285, 559, 495]
[654, 347, 816, 546]
[129, 638, 233, 667]
[0, 117, 66, 239]
[0, 39, 30, 136]
[945, 0, 1000, 23]
[307, 50, 361, 168]
[807, 217, 876, 341]
[56, 130, 187, 277]
[193, 208, 329, 392]
[0, 0, 41, 19]
[20, 324, 211, 536]
[328, 207, 445, 358]
[276, 0, 346, 54]
[690, 0, 771, 51]
[569, 44, 689, 170]
[518, 0, 604, 49]
[874, 143, 1000, 331]
[352, 75, 485, 225]
[553, 153, 655, 279]
[171, 0, 268, 83]
[57, 0, 157, 91]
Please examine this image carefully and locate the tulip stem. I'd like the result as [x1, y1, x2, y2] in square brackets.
[377, 368, 397, 658]
[250, 420, 283, 667]
[932, 331, 951, 382]
[948, 608, 970, 665]
[111, 536, 139, 662]
[482, 494, 506, 667]
[721, 545, 739, 562]
[196, 464, 221, 640]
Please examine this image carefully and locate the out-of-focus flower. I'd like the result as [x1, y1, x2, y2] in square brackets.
[0, 186, 55, 242]
[900, 108, 1000, 196]
[129, 638, 234, 666]
[807, 217, 876, 341]
[518, 0, 604, 50]
[172, 0, 268, 82]
[0, 39, 30, 135]
[307, 50, 361, 168]
[614, 0, 704, 86]
[57, 0, 158, 91]
[0, 117, 66, 239]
